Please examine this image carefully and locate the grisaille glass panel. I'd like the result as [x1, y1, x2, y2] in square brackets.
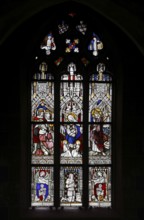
[89, 124, 111, 164]
[31, 124, 54, 164]
[31, 167, 54, 206]
[60, 124, 83, 164]
[58, 20, 69, 34]
[60, 167, 83, 206]
[31, 82, 54, 122]
[60, 81, 83, 122]
[89, 167, 111, 207]
[89, 82, 112, 122]
[76, 20, 87, 35]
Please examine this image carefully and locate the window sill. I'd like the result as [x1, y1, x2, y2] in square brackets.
[20, 206, 122, 219]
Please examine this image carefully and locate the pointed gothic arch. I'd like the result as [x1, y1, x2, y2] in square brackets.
[20, 1, 123, 218]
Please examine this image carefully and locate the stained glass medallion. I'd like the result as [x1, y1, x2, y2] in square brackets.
[40, 32, 56, 55]
[88, 33, 103, 56]
[60, 167, 83, 206]
[65, 39, 79, 53]
[31, 167, 54, 206]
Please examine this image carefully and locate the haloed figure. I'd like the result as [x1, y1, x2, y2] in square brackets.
[35, 171, 49, 202]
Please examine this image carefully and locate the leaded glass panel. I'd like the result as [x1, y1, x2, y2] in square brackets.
[31, 82, 54, 122]
[88, 33, 103, 56]
[60, 82, 83, 122]
[60, 124, 83, 164]
[61, 63, 83, 80]
[60, 166, 83, 206]
[31, 124, 54, 164]
[89, 124, 111, 164]
[89, 83, 112, 122]
[40, 33, 56, 55]
[90, 63, 112, 81]
[89, 167, 111, 207]
[31, 167, 54, 206]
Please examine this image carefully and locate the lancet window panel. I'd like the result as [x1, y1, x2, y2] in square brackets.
[29, 9, 113, 209]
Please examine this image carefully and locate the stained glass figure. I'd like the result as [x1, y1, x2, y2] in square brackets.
[88, 33, 103, 56]
[33, 62, 54, 80]
[31, 82, 54, 122]
[31, 124, 54, 164]
[65, 39, 79, 53]
[76, 21, 87, 35]
[60, 167, 82, 206]
[58, 21, 69, 34]
[89, 124, 111, 164]
[54, 57, 63, 66]
[61, 62, 83, 80]
[31, 167, 54, 206]
[40, 32, 56, 55]
[89, 83, 112, 122]
[90, 63, 112, 81]
[60, 81, 83, 122]
[60, 124, 83, 164]
[89, 167, 111, 207]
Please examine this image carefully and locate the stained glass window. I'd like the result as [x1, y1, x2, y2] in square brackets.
[30, 9, 113, 209]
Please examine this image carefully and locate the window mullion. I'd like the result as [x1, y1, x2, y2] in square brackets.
[54, 79, 61, 208]
[82, 72, 89, 208]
